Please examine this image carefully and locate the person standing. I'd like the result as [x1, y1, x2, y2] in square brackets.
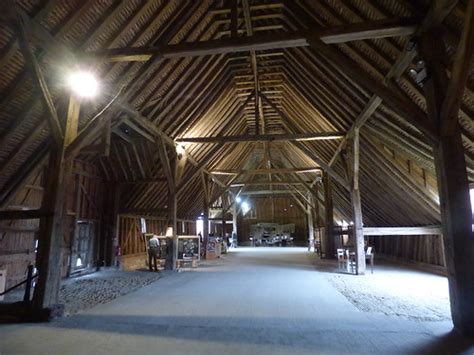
[148, 235, 160, 272]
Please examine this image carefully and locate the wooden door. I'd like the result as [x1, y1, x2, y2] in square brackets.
[72, 221, 95, 271]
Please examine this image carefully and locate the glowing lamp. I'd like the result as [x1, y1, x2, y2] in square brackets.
[242, 201, 250, 215]
[76, 256, 83, 267]
[67, 71, 99, 98]
[176, 144, 185, 156]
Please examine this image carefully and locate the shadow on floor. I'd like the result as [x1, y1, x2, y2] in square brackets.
[410, 329, 474, 354]
[228, 257, 318, 272]
[38, 314, 474, 353]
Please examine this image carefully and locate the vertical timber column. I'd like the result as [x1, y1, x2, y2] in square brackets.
[203, 208, 209, 258]
[202, 173, 210, 258]
[34, 96, 79, 311]
[221, 195, 226, 237]
[348, 130, 366, 275]
[34, 147, 67, 311]
[314, 181, 321, 250]
[168, 187, 177, 270]
[111, 184, 121, 267]
[307, 196, 314, 251]
[100, 182, 120, 267]
[323, 171, 335, 258]
[433, 132, 474, 334]
[232, 203, 238, 246]
[421, 27, 474, 336]
[109, 183, 122, 266]
[157, 138, 176, 270]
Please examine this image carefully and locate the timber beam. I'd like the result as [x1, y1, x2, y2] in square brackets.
[0, 209, 52, 220]
[211, 167, 322, 175]
[119, 208, 168, 215]
[176, 132, 344, 144]
[230, 181, 310, 187]
[362, 226, 442, 236]
[259, 92, 350, 190]
[91, 19, 417, 62]
[240, 190, 305, 196]
[322, 0, 461, 173]
[418, 0, 474, 336]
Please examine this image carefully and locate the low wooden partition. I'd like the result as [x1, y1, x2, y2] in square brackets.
[119, 252, 148, 271]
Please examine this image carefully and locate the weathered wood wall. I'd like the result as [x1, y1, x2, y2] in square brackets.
[0, 169, 42, 289]
[0, 159, 106, 288]
[117, 215, 196, 256]
[369, 234, 445, 268]
[237, 196, 308, 245]
[63, 161, 105, 276]
[210, 221, 233, 237]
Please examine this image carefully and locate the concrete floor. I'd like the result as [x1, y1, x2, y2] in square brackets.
[1, 247, 473, 355]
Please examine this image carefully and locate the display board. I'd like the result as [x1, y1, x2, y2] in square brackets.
[177, 236, 200, 260]
[157, 236, 170, 260]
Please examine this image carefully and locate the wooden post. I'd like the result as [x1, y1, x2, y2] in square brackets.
[421, 23, 474, 336]
[168, 188, 177, 270]
[322, 171, 335, 258]
[221, 196, 226, 237]
[232, 202, 238, 246]
[201, 173, 210, 257]
[347, 130, 366, 274]
[33, 96, 79, 312]
[314, 182, 320, 227]
[157, 138, 177, 270]
[67, 173, 81, 277]
[111, 184, 121, 267]
[203, 208, 209, 257]
[33, 147, 67, 311]
[230, 0, 238, 38]
[307, 198, 314, 251]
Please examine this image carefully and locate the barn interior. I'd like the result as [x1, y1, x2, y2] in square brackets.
[0, 0, 473, 353]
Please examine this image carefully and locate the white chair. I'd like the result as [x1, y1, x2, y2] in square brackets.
[366, 247, 374, 274]
[345, 249, 356, 274]
[336, 249, 345, 269]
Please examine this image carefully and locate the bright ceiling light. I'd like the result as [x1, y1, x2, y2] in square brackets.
[67, 71, 99, 98]
[176, 144, 185, 157]
[235, 196, 242, 203]
[242, 201, 250, 215]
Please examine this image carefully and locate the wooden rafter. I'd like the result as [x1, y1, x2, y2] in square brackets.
[93, 19, 418, 62]
[177, 131, 344, 143]
[230, 181, 309, 187]
[259, 92, 349, 190]
[14, 12, 63, 145]
[305, 35, 437, 143]
[440, 0, 474, 135]
[211, 167, 321, 175]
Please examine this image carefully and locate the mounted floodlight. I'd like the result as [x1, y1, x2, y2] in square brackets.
[241, 201, 250, 215]
[67, 70, 99, 98]
[165, 227, 174, 237]
[235, 196, 242, 203]
[176, 144, 185, 155]
[76, 256, 83, 267]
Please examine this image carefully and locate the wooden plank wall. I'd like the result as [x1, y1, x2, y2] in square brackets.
[210, 222, 233, 237]
[118, 215, 196, 256]
[237, 196, 308, 245]
[62, 161, 104, 276]
[0, 159, 105, 288]
[369, 234, 445, 267]
[0, 169, 43, 289]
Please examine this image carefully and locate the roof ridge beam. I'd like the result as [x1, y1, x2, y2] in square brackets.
[176, 131, 344, 143]
[91, 18, 418, 62]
